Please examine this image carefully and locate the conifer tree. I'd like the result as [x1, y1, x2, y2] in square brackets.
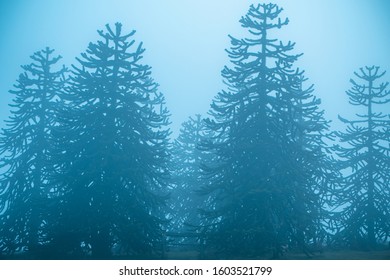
[0, 48, 67, 255]
[169, 115, 214, 241]
[199, 3, 331, 258]
[51, 23, 170, 258]
[332, 66, 390, 248]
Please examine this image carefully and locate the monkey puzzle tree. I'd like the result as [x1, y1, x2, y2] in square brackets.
[199, 3, 332, 258]
[0, 48, 67, 255]
[332, 66, 390, 249]
[51, 23, 170, 258]
[169, 115, 215, 241]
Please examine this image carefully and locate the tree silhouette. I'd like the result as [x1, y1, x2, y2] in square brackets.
[168, 115, 215, 246]
[0, 48, 67, 256]
[332, 66, 390, 249]
[199, 3, 332, 258]
[51, 23, 170, 258]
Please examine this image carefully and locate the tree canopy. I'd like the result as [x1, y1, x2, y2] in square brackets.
[198, 3, 332, 258]
[332, 66, 390, 249]
[0, 47, 67, 255]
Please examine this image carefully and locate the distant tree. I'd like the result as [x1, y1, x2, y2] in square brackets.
[332, 66, 390, 249]
[0, 48, 67, 256]
[169, 115, 214, 241]
[199, 3, 332, 258]
[51, 23, 170, 258]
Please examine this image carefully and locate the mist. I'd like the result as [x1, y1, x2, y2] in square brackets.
[0, 0, 389, 259]
[1, 0, 389, 133]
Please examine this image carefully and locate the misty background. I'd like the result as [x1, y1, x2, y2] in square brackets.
[0, 0, 389, 260]
[1, 0, 389, 135]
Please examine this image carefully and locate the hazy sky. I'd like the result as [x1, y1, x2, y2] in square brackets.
[1, 0, 389, 135]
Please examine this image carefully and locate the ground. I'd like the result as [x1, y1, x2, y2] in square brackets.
[165, 248, 390, 260]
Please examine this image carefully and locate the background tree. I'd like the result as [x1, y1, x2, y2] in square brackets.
[332, 66, 390, 249]
[168, 115, 215, 246]
[50, 23, 170, 259]
[0, 48, 67, 256]
[199, 3, 332, 258]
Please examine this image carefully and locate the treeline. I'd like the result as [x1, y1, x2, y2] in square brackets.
[0, 3, 389, 259]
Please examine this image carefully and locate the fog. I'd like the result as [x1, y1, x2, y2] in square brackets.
[0, 0, 389, 260]
[1, 0, 389, 134]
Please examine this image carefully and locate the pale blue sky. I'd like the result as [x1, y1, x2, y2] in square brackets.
[1, 0, 389, 135]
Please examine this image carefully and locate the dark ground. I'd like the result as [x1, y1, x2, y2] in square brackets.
[1, 247, 389, 260]
[165, 248, 390, 260]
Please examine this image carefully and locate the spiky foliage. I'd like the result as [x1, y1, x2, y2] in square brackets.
[199, 3, 331, 258]
[51, 23, 170, 258]
[0, 48, 67, 256]
[169, 115, 215, 242]
[332, 66, 390, 249]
